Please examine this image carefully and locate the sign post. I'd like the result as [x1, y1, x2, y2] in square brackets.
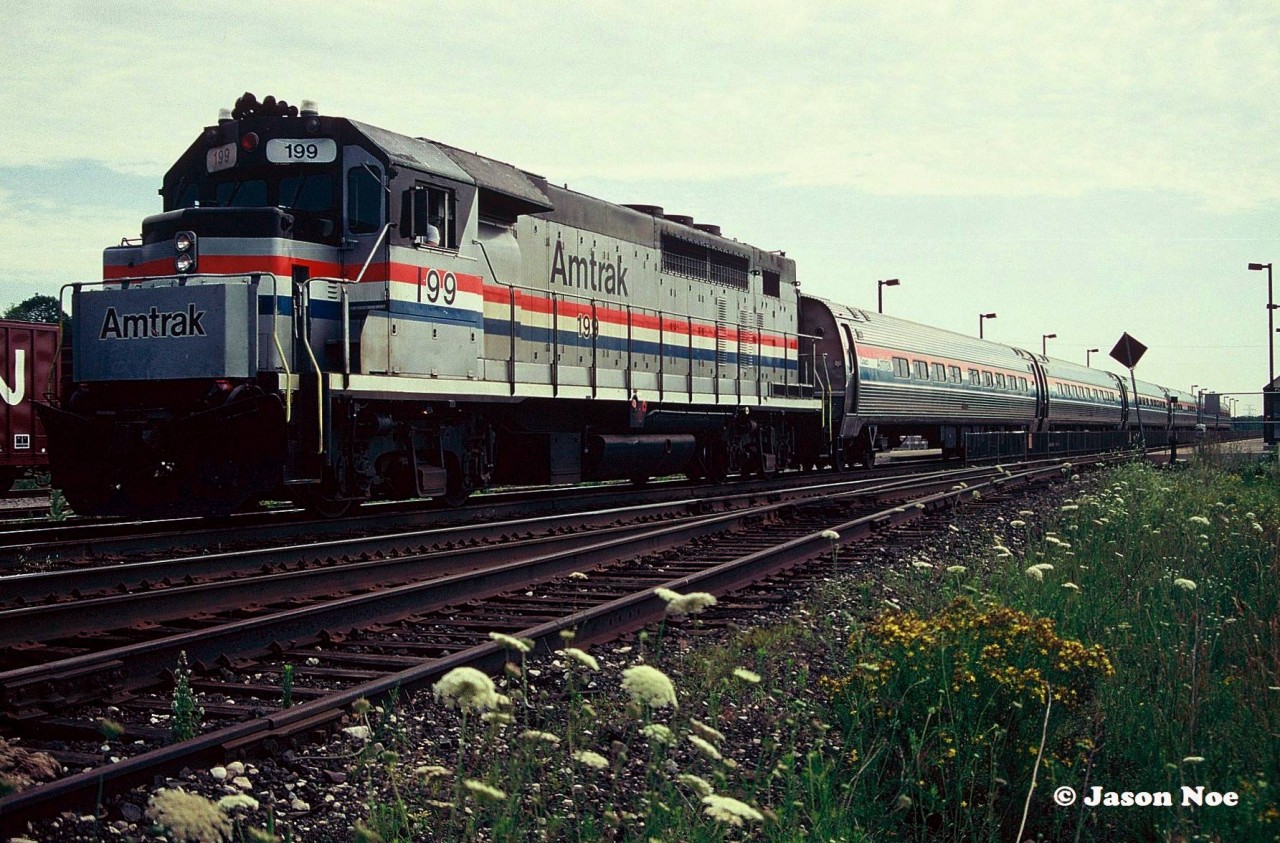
[1110, 332, 1148, 448]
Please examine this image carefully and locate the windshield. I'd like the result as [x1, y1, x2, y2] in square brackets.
[168, 167, 338, 241]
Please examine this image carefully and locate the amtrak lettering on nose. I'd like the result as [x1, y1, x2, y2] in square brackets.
[100, 304, 207, 340]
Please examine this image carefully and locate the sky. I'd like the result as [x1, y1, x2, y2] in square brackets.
[1, 1, 1277, 413]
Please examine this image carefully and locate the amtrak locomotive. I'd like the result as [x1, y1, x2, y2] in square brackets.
[37, 94, 1215, 517]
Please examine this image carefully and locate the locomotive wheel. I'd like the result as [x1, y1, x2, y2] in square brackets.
[441, 455, 471, 507]
[294, 486, 359, 518]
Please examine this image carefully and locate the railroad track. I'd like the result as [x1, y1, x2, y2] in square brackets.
[0, 455, 1098, 830]
[2, 448, 1102, 571]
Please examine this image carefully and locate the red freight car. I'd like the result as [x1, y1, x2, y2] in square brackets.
[0, 320, 58, 490]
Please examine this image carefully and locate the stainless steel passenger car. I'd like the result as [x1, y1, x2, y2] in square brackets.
[800, 300, 1039, 465]
[1039, 357, 1126, 429]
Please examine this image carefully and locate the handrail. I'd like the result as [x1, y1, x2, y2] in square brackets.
[297, 282, 325, 455]
[352, 223, 395, 287]
[266, 274, 293, 423]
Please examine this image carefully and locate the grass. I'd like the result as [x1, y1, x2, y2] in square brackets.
[289, 448, 1278, 842]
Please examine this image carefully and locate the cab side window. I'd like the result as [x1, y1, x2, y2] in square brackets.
[347, 165, 383, 234]
[407, 184, 456, 248]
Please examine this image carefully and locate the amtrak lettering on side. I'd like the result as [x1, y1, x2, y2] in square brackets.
[550, 241, 629, 297]
[100, 304, 207, 339]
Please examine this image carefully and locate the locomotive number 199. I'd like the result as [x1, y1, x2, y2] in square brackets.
[265, 138, 338, 164]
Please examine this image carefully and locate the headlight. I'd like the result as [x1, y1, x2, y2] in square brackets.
[175, 230, 197, 273]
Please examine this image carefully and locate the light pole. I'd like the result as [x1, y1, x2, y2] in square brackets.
[1041, 333, 1056, 356]
[877, 278, 900, 314]
[1086, 347, 1099, 367]
[979, 312, 997, 339]
[1249, 263, 1275, 445]
[1248, 263, 1274, 387]
[1191, 385, 1199, 424]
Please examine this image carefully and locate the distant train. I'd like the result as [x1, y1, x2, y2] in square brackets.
[36, 93, 1223, 517]
[1, 319, 57, 491]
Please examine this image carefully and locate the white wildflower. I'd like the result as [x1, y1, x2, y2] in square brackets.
[1188, 515, 1210, 526]
[520, 729, 561, 744]
[573, 750, 610, 770]
[463, 779, 507, 803]
[1062, 582, 1080, 591]
[691, 719, 726, 743]
[677, 773, 715, 797]
[216, 793, 259, 812]
[641, 723, 674, 745]
[1173, 578, 1197, 592]
[701, 794, 764, 827]
[945, 565, 967, 574]
[621, 665, 678, 710]
[147, 789, 232, 843]
[732, 667, 761, 683]
[489, 632, 534, 653]
[433, 666, 499, 712]
[688, 734, 722, 760]
[820, 529, 840, 541]
[560, 647, 599, 671]
[660, 590, 718, 617]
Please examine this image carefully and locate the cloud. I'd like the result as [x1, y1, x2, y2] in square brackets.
[3, 1, 1277, 210]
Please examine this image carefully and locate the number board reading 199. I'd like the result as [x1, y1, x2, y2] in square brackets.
[265, 138, 337, 164]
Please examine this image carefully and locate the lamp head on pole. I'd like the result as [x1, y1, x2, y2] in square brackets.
[876, 278, 900, 313]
